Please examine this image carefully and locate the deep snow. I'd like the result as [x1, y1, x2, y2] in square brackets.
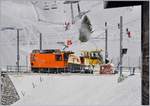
[9, 72, 141, 106]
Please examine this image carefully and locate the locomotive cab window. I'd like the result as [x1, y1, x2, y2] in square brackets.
[55, 54, 62, 61]
[64, 53, 69, 61]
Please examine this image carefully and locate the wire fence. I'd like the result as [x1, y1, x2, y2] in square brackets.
[3, 66, 31, 73]
[0, 63, 141, 74]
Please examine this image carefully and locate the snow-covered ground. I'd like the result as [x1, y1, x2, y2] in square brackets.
[0, 0, 141, 69]
[0, 0, 142, 105]
[9, 71, 141, 106]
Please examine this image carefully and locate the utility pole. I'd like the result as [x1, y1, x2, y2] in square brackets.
[26, 55, 28, 72]
[77, 2, 81, 15]
[39, 33, 42, 50]
[105, 22, 108, 64]
[70, 3, 74, 24]
[17, 29, 20, 72]
[120, 16, 123, 77]
[1, 27, 22, 72]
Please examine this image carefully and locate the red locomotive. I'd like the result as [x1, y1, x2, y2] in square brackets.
[30, 49, 74, 73]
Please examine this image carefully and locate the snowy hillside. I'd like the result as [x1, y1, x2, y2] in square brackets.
[0, 0, 141, 69]
[10, 73, 141, 105]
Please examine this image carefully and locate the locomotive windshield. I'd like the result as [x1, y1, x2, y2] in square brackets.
[55, 54, 62, 61]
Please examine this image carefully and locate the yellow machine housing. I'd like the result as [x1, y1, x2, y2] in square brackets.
[80, 49, 104, 66]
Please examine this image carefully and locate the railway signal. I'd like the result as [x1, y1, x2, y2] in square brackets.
[126, 28, 131, 38]
[122, 48, 128, 55]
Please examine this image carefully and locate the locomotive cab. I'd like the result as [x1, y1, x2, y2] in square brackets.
[30, 49, 73, 73]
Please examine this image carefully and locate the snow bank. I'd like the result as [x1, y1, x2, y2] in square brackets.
[10, 72, 141, 106]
